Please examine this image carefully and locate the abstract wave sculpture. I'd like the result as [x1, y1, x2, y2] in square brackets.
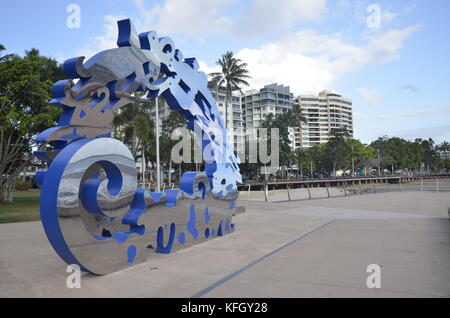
[34, 19, 242, 275]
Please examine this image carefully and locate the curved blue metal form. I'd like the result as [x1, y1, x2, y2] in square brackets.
[34, 19, 242, 275]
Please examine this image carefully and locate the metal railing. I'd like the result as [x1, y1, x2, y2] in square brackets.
[237, 175, 450, 202]
[137, 182, 175, 192]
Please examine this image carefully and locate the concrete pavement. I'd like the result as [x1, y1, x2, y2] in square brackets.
[0, 191, 448, 297]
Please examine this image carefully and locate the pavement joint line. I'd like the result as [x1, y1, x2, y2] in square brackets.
[191, 219, 337, 298]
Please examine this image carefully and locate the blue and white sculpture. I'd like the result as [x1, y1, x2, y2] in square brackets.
[34, 19, 242, 275]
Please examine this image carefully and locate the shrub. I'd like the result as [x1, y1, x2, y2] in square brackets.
[15, 181, 32, 191]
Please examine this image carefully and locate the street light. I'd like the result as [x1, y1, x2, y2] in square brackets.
[351, 145, 354, 176]
[155, 97, 161, 192]
[376, 148, 381, 176]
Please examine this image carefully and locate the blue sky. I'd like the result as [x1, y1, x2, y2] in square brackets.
[1, 0, 449, 144]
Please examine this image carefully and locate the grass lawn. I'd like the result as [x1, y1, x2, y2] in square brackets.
[0, 189, 41, 224]
[0, 187, 182, 224]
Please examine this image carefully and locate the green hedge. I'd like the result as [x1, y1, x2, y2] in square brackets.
[15, 181, 32, 191]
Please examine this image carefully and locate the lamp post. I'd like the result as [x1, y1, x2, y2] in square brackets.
[142, 149, 146, 188]
[351, 145, 355, 176]
[376, 148, 381, 176]
[155, 97, 161, 192]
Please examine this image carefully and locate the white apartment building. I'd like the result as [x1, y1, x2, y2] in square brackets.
[210, 89, 245, 155]
[293, 90, 353, 148]
[242, 83, 294, 129]
[241, 83, 294, 151]
[437, 151, 450, 159]
[146, 87, 353, 161]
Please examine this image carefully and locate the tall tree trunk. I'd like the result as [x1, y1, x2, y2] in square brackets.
[0, 158, 29, 203]
[225, 82, 232, 129]
[1, 179, 15, 203]
[224, 93, 228, 128]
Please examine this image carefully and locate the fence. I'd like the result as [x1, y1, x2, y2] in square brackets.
[138, 182, 175, 191]
[237, 175, 450, 202]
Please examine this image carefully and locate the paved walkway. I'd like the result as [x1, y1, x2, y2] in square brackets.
[0, 191, 448, 297]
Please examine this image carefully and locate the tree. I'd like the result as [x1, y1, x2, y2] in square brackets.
[416, 138, 438, 171]
[287, 103, 307, 129]
[160, 110, 188, 183]
[346, 139, 375, 174]
[112, 97, 155, 159]
[251, 104, 307, 179]
[442, 158, 450, 170]
[259, 111, 294, 179]
[0, 44, 8, 60]
[293, 147, 311, 178]
[254, 113, 274, 179]
[0, 44, 6, 60]
[208, 51, 250, 128]
[370, 136, 428, 173]
[0, 49, 64, 202]
[330, 126, 351, 139]
[438, 141, 450, 152]
[325, 127, 351, 176]
[112, 95, 158, 186]
[307, 144, 326, 175]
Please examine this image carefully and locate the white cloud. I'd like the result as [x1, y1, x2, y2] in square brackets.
[73, 3, 419, 98]
[75, 15, 128, 59]
[357, 88, 381, 108]
[233, 0, 327, 36]
[237, 45, 334, 95]
[134, 0, 327, 37]
[402, 3, 417, 15]
[361, 25, 421, 63]
[135, 0, 237, 36]
[382, 10, 397, 24]
[336, 0, 352, 13]
[198, 60, 220, 76]
[225, 25, 420, 95]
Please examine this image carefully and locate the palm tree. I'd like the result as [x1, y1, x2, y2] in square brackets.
[330, 126, 350, 140]
[209, 51, 250, 128]
[438, 141, 450, 152]
[258, 113, 275, 180]
[160, 110, 188, 184]
[288, 103, 307, 129]
[290, 105, 307, 169]
[0, 44, 6, 60]
[259, 112, 275, 129]
[294, 147, 310, 179]
[112, 98, 155, 158]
